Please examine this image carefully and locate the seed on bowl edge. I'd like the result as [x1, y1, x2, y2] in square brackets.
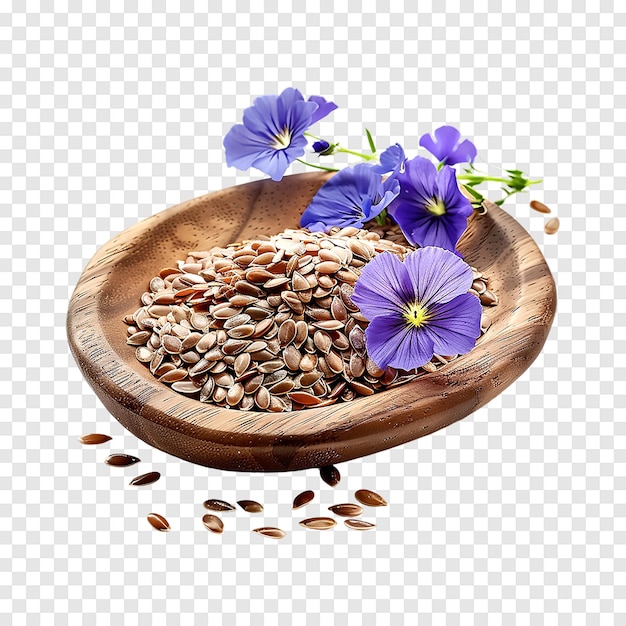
[105, 453, 140, 467]
[129, 471, 161, 486]
[354, 489, 388, 507]
[237, 499, 264, 513]
[78, 433, 112, 445]
[203, 498, 236, 511]
[344, 519, 376, 531]
[292, 490, 315, 510]
[544, 217, 560, 234]
[202, 514, 224, 534]
[328, 503, 363, 518]
[123, 225, 498, 412]
[319, 465, 341, 487]
[147, 513, 171, 532]
[253, 527, 286, 539]
[299, 517, 337, 530]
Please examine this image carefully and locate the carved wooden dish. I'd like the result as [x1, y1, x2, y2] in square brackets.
[67, 172, 556, 472]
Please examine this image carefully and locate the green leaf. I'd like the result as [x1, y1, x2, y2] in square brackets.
[365, 128, 376, 154]
[462, 185, 484, 201]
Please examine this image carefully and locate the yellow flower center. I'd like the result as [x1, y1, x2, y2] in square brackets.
[426, 198, 446, 216]
[403, 302, 430, 328]
[271, 127, 292, 150]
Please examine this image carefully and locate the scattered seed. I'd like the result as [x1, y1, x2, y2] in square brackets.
[78, 433, 112, 445]
[354, 489, 388, 507]
[129, 471, 161, 486]
[299, 517, 337, 530]
[328, 503, 363, 517]
[202, 514, 224, 534]
[319, 465, 341, 487]
[530, 199, 551, 214]
[237, 500, 264, 513]
[344, 519, 376, 531]
[147, 513, 171, 532]
[292, 490, 315, 510]
[203, 499, 236, 511]
[544, 216, 560, 234]
[105, 454, 140, 467]
[253, 527, 286, 539]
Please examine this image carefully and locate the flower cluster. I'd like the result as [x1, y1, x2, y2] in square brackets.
[224, 88, 540, 370]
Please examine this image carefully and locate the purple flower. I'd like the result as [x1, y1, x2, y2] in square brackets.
[388, 156, 473, 252]
[419, 125, 477, 165]
[372, 143, 406, 178]
[300, 163, 400, 233]
[223, 88, 337, 182]
[351, 248, 482, 370]
[312, 140, 331, 154]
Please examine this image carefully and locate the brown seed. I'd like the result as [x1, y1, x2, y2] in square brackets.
[202, 514, 224, 534]
[243, 373, 264, 394]
[162, 335, 183, 354]
[196, 332, 217, 353]
[268, 379, 295, 395]
[344, 519, 376, 531]
[299, 353, 318, 372]
[350, 380, 375, 396]
[313, 330, 332, 355]
[530, 199, 552, 214]
[278, 319, 297, 347]
[544, 216, 560, 234]
[328, 503, 363, 517]
[237, 500, 264, 513]
[350, 353, 366, 378]
[292, 490, 315, 510]
[283, 344, 302, 371]
[105, 454, 140, 467]
[354, 489, 388, 507]
[289, 391, 321, 406]
[126, 330, 152, 345]
[147, 513, 171, 532]
[257, 359, 284, 374]
[78, 433, 112, 445]
[255, 386, 271, 410]
[171, 380, 201, 394]
[234, 352, 252, 378]
[226, 383, 244, 406]
[480, 313, 492, 333]
[129, 471, 161, 486]
[203, 499, 236, 511]
[316, 261, 341, 274]
[325, 350, 344, 374]
[299, 517, 336, 530]
[297, 371, 323, 388]
[479, 290, 498, 306]
[253, 527, 286, 539]
[319, 465, 341, 487]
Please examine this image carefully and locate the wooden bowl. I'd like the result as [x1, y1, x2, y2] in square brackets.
[67, 172, 556, 472]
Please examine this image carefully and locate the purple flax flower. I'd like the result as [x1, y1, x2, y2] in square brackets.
[312, 139, 331, 154]
[372, 143, 406, 178]
[223, 88, 337, 182]
[351, 247, 482, 370]
[300, 163, 400, 232]
[419, 125, 477, 165]
[388, 156, 473, 252]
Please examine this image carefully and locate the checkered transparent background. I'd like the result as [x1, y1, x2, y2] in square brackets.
[1, 1, 624, 624]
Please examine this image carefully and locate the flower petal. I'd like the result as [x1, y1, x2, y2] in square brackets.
[403, 247, 474, 306]
[419, 126, 460, 162]
[364, 313, 435, 370]
[351, 251, 414, 319]
[421, 293, 482, 355]
[448, 139, 477, 165]
[307, 95, 338, 125]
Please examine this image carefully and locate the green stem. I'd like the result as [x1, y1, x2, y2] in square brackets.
[457, 173, 542, 186]
[296, 158, 339, 172]
[336, 147, 377, 161]
[304, 131, 323, 141]
[374, 209, 387, 226]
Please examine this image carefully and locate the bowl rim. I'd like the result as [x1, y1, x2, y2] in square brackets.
[67, 172, 557, 471]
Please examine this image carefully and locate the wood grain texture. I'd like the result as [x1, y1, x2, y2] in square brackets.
[66, 172, 557, 472]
